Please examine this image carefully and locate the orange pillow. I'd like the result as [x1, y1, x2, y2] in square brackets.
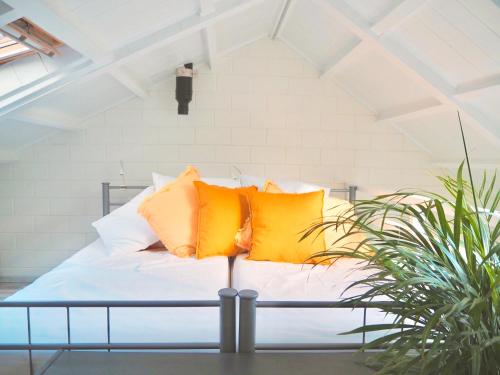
[247, 190, 325, 264]
[235, 179, 283, 251]
[138, 166, 200, 257]
[195, 181, 257, 258]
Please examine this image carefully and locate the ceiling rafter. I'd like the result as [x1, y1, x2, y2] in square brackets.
[200, 0, 217, 70]
[454, 73, 500, 97]
[109, 67, 149, 99]
[270, 0, 296, 39]
[371, 0, 427, 36]
[375, 99, 450, 125]
[317, 0, 500, 147]
[0, 0, 265, 121]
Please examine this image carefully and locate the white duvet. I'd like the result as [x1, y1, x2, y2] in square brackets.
[0, 240, 229, 345]
[233, 255, 393, 344]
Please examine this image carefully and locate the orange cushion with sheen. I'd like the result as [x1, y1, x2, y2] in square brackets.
[248, 190, 325, 264]
[138, 166, 200, 257]
[235, 179, 283, 251]
[195, 182, 257, 258]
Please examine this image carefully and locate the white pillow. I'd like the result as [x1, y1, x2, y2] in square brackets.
[240, 175, 330, 197]
[92, 186, 158, 255]
[153, 172, 240, 190]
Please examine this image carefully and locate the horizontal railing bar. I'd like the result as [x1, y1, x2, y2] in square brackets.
[108, 185, 148, 190]
[329, 188, 351, 193]
[255, 343, 387, 350]
[0, 342, 220, 350]
[256, 301, 398, 308]
[0, 300, 220, 308]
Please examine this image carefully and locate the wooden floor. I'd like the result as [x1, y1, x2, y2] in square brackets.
[41, 351, 376, 375]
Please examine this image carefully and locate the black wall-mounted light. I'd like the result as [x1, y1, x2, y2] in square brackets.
[175, 63, 193, 115]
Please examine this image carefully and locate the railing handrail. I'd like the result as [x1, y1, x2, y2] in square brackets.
[0, 300, 221, 308]
[255, 300, 400, 309]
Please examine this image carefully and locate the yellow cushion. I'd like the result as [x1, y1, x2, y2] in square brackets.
[195, 181, 257, 258]
[235, 179, 283, 252]
[248, 190, 325, 264]
[323, 197, 369, 255]
[138, 166, 200, 257]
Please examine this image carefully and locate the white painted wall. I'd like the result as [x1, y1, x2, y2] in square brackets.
[0, 39, 441, 280]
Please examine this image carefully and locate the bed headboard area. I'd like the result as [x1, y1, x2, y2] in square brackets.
[101, 183, 148, 216]
[101, 183, 357, 217]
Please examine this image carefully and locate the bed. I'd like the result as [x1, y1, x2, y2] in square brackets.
[0, 239, 229, 346]
[233, 254, 393, 346]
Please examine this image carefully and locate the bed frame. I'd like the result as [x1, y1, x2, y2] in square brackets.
[101, 182, 358, 216]
[0, 182, 386, 375]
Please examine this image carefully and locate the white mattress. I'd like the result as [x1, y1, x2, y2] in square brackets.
[232, 254, 392, 344]
[0, 240, 229, 345]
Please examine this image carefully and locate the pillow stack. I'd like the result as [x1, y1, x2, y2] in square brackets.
[96, 166, 352, 265]
[139, 166, 256, 259]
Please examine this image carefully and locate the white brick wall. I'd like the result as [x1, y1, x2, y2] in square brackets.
[0, 39, 440, 279]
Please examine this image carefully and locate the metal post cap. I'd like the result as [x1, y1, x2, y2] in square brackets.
[238, 289, 258, 299]
[218, 288, 238, 298]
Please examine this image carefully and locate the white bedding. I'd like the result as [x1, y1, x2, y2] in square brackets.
[232, 254, 392, 344]
[0, 240, 229, 345]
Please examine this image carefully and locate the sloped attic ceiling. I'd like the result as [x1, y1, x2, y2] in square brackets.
[0, 0, 499, 166]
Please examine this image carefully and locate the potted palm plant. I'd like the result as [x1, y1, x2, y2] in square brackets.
[305, 114, 499, 374]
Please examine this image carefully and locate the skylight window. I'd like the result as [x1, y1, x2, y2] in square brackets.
[0, 18, 63, 65]
[0, 33, 33, 64]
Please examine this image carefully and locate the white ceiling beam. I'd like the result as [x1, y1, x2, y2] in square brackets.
[454, 73, 500, 97]
[317, 0, 500, 146]
[0, 58, 93, 118]
[0, 0, 264, 119]
[371, 0, 427, 36]
[270, 0, 296, 39]
[9, 108, 81, 130]
[320, 39, 371, 78]
[375, 99, 450, 125]
[109, 68, 149, 99]
[3, 0, 108, 63]
[200, 0, 217, 70]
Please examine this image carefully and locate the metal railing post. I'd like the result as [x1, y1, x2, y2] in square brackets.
[102, 182, 110, 216]
[348, 185, 357, 203]
[238, 289, 258, 353]
[218, 288, 237, 353]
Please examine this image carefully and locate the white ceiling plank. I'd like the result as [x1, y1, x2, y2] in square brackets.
[371, 0, 427, 36]
[317, 0, 500, 146]
[109, 68, 149, 99]
[199, 0, 216, 16]
[0, 8, 21, 26]
[376, 99, 450, 125]
[9, 108, 81, 130]
[111, 0, 265, 65]
[454, 73, 500, 97]
[270, 0, 296, 39]
[3, 0, 108, 62]
[0, 0, 264, 120]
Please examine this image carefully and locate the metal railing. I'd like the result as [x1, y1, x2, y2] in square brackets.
[238, 289, 395, 353]
[0, 288, 237, 374]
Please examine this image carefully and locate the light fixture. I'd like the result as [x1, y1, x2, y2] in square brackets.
[175, 63, 193, 115]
